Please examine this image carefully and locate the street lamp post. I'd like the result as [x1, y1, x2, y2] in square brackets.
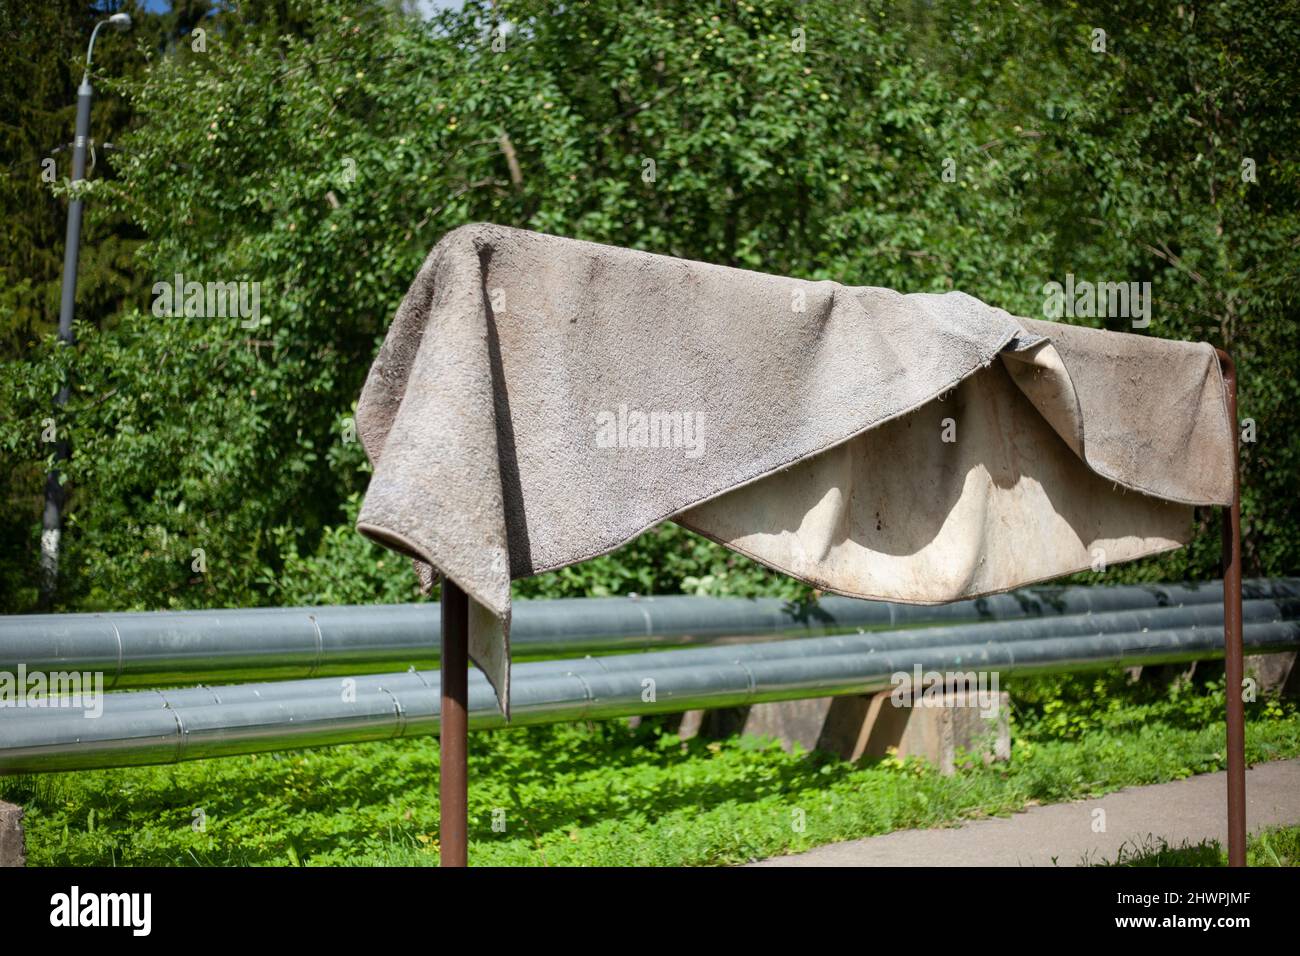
[40, 12, 132, 608]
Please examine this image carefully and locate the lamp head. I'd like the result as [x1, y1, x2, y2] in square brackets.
[108, 12, 132, 31]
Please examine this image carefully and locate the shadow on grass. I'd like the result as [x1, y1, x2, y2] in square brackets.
[1087, 825, 1300, 866]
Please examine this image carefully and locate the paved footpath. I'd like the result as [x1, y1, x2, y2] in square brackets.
[752, 758, 1300, 867]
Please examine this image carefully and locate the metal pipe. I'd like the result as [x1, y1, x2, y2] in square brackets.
[4, 578, 1293, 688]
[3, 618, 1295, 775]
[6, 596, 1290, 720]
[439, 577, 468, 868]
[5, 595, 1293, 720]
[520, 597, 1296, 677]
[1217, 348, 1246, 867]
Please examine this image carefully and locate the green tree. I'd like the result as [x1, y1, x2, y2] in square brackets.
[1, 0, 1295, 613]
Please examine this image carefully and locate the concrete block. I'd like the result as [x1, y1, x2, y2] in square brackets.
[0, 801, 25, 867]
[1139, 660, 1199, 690]
[1245, 651, 1298, 697]
[816, 690, 1008, 773]
[728, 689, 1010, 775]
[676, 706, 748, 741]
[741, 697, 835, 753]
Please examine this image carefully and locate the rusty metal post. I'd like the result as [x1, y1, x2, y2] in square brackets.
[440, 576, 469, 867]
[1216, 349, 1246, 867]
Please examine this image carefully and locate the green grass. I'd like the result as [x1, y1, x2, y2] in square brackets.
[3, 672, 1297, 867]
[1091, 825, 1300, 866]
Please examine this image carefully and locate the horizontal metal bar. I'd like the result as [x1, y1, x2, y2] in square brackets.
[7, 595, 1292, 718]
[2, 579, 1293, 688]
[3, 616, 1296, 775]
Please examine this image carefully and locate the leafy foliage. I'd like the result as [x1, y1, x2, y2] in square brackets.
[2, 0, 1297, 613]
[4, 676, 1297, 866]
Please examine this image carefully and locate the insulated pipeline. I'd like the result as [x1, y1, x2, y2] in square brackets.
[2, 616, 1296, 774]
[6, 595, 1293, 719]
[1, 578, 1293, 688]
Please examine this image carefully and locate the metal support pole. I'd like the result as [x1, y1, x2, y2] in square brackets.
[439, 575, 469, 867]
[1216, 348, 1246, 867]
